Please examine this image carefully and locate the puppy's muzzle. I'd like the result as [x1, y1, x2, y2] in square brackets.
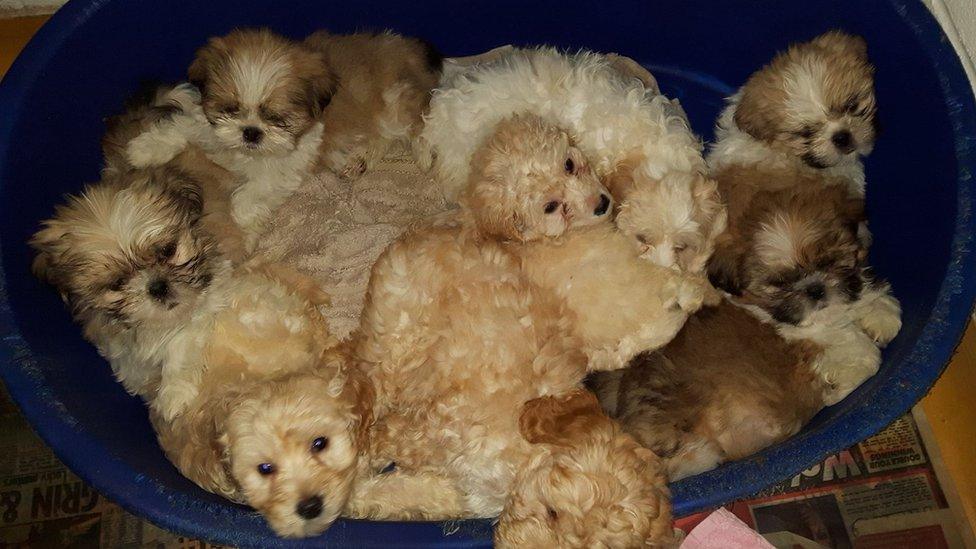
[296, 495, 323, 520]
[594, 194, 611, 216]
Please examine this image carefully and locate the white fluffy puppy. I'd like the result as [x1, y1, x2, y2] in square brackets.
[421, 47, 725, 273]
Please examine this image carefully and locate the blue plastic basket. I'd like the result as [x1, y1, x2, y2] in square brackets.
[1, 1, 974, 547]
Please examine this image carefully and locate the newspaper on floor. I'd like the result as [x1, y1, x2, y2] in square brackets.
[0, 382, 223, 548]
[676, 409, 976, 548]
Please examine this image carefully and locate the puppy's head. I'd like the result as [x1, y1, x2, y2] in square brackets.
[31, 170, 218, 328]
[224, 364, 371, 538]
[497, 391, 674, 547]
[188, 28, 334, 156]
[614, 169, 727, 273]
[734, 31, 877, 169]
[462, 113, 613, 242]
[708, 185, 866, 325]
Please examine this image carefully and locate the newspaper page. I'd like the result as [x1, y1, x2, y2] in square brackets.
[0, 381, 223, 548]
[676, 410, 976, 548]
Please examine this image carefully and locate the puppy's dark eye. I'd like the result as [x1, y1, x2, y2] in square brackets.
[547, 507, 558, 520]
[159, 241, 177, 260]
[844, 98, 860, 113]
[544, 200, 561, 214]
[257, 462, 274, 476]
[636, 234, 649, 245]
[796, 126, 817, 139]
[311, 436, 328, 453]
[219, 104, 240, 116]
[260, 106, 288, 127]
[109, 276, 128, 292]
[564, 158, 575, 174]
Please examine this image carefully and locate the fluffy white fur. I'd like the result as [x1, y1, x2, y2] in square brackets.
[422, 47, 704, 200]
[420, 48, 724, 273]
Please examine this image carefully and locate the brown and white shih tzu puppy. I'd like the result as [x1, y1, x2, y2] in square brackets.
[707, 31, 878, 197]
[126, 28, 441, 246]
[31, 171, 228, 400]
[591, 183, 901, 481]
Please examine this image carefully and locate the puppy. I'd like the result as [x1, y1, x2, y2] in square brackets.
[590, 301, 828, 481]
[154, 347, 364, 538]
[707, 31, 878, 197]
[592, 183, 900, 481]
[31, 174, 228, 400]
[709, 181, 899, 402]
[355, 115, 679, 547]
[124, 30, 330, 245]
[421, 47, 723, 273]
[301, 30, 442, 177]
[126, 29, 440, 245]
[496, 390, 675, 548]
[102, 84, 247, 262]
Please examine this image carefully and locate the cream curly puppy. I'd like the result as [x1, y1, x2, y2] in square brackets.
[357, 114, 690, 544]
[157, 343, 464, 538]
[421, 47, 725, 273]
[497, 390, 675, 548]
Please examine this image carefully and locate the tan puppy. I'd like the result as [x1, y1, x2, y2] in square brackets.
[708, 31, 878, 197]
[102, 83, 248, 262]
[591, 301, 826, 481]
[31, 172, 229, 400]
[591, 183, 901, 482]
[497, 390, 675, 548]
[356, 114, 678, 546]
[302, 30, 441, 177]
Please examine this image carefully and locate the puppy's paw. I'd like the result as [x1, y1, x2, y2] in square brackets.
[323, 147, 370, 180]
[665, 275, 710, 313]
[856, 294, 902, 346]
[858, 312, 902, 346]
[126, 131, 186, 168]
[341, 156, 369, 179]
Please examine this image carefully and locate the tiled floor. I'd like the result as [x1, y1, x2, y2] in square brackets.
[1, 11, 974, 539]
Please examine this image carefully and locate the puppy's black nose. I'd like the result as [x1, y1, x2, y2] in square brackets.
[805, 283, 826, 301]
[242, 126, 263, 144]
[831, 130, 854, 153]
[594, 194, 611, 216]
[296, 495, 323, 520]
[147, 279, 169, 300]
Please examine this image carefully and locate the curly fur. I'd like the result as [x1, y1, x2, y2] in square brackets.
[354, 115, 684, 547]
[496, 391, 675, 548]
[421, 47, 723, 273]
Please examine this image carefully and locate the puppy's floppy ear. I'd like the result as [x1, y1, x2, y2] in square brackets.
[811, 30, 868, 59]
[693, 175, 728, 237]
[462, 186, 525, 242]
[29, 219, 70, 286]
[149, 167, 204, 219]
[519, 389, 612, 447]
[293, 47, 336, 119]
[707, 234, 745, 296]
[188, 36, 226, 93]
[733, 77, 781, 143]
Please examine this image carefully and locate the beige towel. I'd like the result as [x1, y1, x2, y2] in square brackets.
[256, 143, 452, 340]
[255, 49, 661, 340]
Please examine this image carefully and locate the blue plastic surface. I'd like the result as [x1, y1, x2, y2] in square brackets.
[0, 1, 974, 547]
